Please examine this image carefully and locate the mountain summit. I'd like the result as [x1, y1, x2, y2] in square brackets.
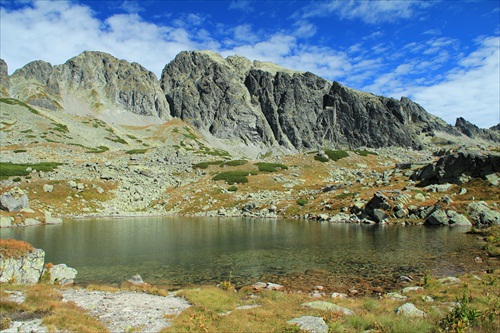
[1, 50, 498, 152]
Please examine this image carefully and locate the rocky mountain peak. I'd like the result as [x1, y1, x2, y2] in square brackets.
[0, 59, 9, 97]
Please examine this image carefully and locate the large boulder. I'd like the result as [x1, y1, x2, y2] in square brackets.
[42, 264, 77, 285]
[0, 193, 29, 212]
[0, 248, 45, 284]
[467, 202, 500, 226]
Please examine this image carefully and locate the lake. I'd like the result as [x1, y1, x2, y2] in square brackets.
[1, 217, 483, 290]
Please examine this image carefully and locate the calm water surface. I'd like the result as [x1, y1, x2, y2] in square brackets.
[1, 217, 482, 287]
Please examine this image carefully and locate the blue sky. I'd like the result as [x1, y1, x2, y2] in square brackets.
[1, 0, 499, 128]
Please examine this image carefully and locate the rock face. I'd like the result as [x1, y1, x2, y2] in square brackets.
[161, 51, 455, 151]
[42, 264, 78, 285]
[414, 151, 500, 185]
[0, 249, 45, 284]
[9, 51, 171, 119]
[0, 58, 9, 97]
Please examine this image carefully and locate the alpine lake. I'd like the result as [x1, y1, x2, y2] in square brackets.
[1, 217, 484, 293]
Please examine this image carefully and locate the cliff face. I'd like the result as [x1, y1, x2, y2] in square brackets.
[161, 51, 455, 150]
[8, 52, 171, 119]
[4, 50, 493, 151]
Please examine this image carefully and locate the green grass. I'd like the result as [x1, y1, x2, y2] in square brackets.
[195, 149, 231, 157]
[86, 146, 110, 154]
[212, 170, 258, 184]
[0, 98, 40, 115]
[193, 161, 225, 169]
[125, 149, 148, 155]
[13, 149, 27, 153]
[296, 198, 308, 206]
[314, 155, 329, 162]
[126, 134, 138, 140]
[227, 186, 238, 192]
[0, 162, 63, 179]
[106, 136, 128, 144]
[51, 123, 69, 133]
[335, 192, 358, 199]
[254, 162, 288, 172]
[220, 160, 248, 167]
[325, 149, 349, 161]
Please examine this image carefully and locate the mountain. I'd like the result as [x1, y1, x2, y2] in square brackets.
[1, 50, 498, 153]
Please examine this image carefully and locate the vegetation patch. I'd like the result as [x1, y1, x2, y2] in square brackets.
[325, 149, 349, 161]
[212, 170, 258, 184]
[254, 162, 288, 172]
[126, 149, 148, 155]
[51, 122, 69, 133]
[314, 155, 329, 162]
[220, 160, 248, 167]
[227, 186, 238, 192]
[86, 146, 110, 154]
[296, 198, 308, 206]
[0, 239, 34, 258]
[335, 192, 358, 200]
[195, 149, 231, 157]
[0, 162, 62, 179]
[106, 136, 128, 145]
[0, 98, 40, 115]
[13, 149, 27, 153]
[193, 161, 224, 169]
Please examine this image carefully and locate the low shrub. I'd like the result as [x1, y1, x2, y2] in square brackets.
[325, 149, 349, 161]
[0, 162, 62, 179]
[254, 162, 288, 172]
[13, 149, 27, 153]
[227, 186, 238, 192]
[314, 155, 329, 162]
[0, 239, 34, 258]
[353, 149, 378, 156]
[125, 149, 148, 155]
[193, 161, 224, 169]
[296, 198, 308, 206]
[212, 171, 258, 185]
[220, 160, 248, 167]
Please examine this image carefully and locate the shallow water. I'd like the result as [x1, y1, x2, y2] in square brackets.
[1, 217, 483, 287]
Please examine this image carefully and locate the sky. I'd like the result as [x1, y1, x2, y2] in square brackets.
[1, 0, 499, 128]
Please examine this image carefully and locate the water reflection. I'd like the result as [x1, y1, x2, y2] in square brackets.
[1, 217, 481, 286]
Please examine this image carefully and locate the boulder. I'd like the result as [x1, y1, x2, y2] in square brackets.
[446, 210, 471, 226]
[43, 184, 54, 193]
[0, 194, 29, 212]
[127, 274, 146, 286]
[0, 216, 13, 228]
[364, 191, 391, 222]
[425, 209, 449, 226]
[301, 301, 354, 315]
[0, 248, 45, 284]
[43, 264, 77, 285]
[288, 316, 328, 333]
[467, 202, 500, 226]
[396, 303, 426, 317]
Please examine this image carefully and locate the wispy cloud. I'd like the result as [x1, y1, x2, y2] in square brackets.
[301, 0, 432, 24]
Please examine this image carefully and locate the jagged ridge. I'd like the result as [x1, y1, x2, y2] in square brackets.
[1, 50, 498, 152]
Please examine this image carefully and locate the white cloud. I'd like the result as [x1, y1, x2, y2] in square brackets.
[302, 0, 431, 24]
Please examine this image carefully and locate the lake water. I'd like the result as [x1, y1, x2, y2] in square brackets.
[1, 217, 482, 288]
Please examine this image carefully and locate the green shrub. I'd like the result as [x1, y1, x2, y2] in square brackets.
[296, 198, 308, 206]
[126, 134, 138, 139]
[0, 98, 40, 115]
[106, 136, 128, 144]
[314, 155, 329, 162]
[227, 186, 238, 192]
[13, 149, 27, 153]
[86, 146, 110, 153]
[325, 149, 349, 161]
[0, 162, 62, 179]
[335, 192, 357, 199]
[212, 170, 258, 185]
[440, 288, 481, 332]
[220, 160, 248, 167]
[254, 162, 288, 172]
[12, 177, 21, 182]
[193, 161, 224, 169]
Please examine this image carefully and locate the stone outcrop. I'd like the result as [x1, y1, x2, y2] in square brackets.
[42, 264, 78, 285]
[467, 202, 500, 226]
[0, 58, 9, 97]
[414, 151, 500, 185]
[0, 248, 45, 284]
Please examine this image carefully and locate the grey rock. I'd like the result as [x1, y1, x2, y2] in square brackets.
[43, 263, 77, 285]
[128, 274, 146, 286]
[0, 248, 45, 284]
[425, 183, 452, 192]
[396, 303, 426, 317]
[0, 193, 29, 212]
[67, 180, 77, 188]
[426, 209, 449, 226]
[301, 301, 354, 315]
[43, 184, 54, 192]
[415, 152, 500, 185]
[414, 192, 426, 202]
[386, 292, 408, 301]
[364, 191, 391, 222]
[0, 216, 13, 228]
[288, 316, 328, 333]
[446, 210, 471, 226]
[438, 276, 462, 284]
[467, 201, 500, 226]
[402, 286, 424, 293]
[485, 173, 499, 186]
[0, 58, 9, 97]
